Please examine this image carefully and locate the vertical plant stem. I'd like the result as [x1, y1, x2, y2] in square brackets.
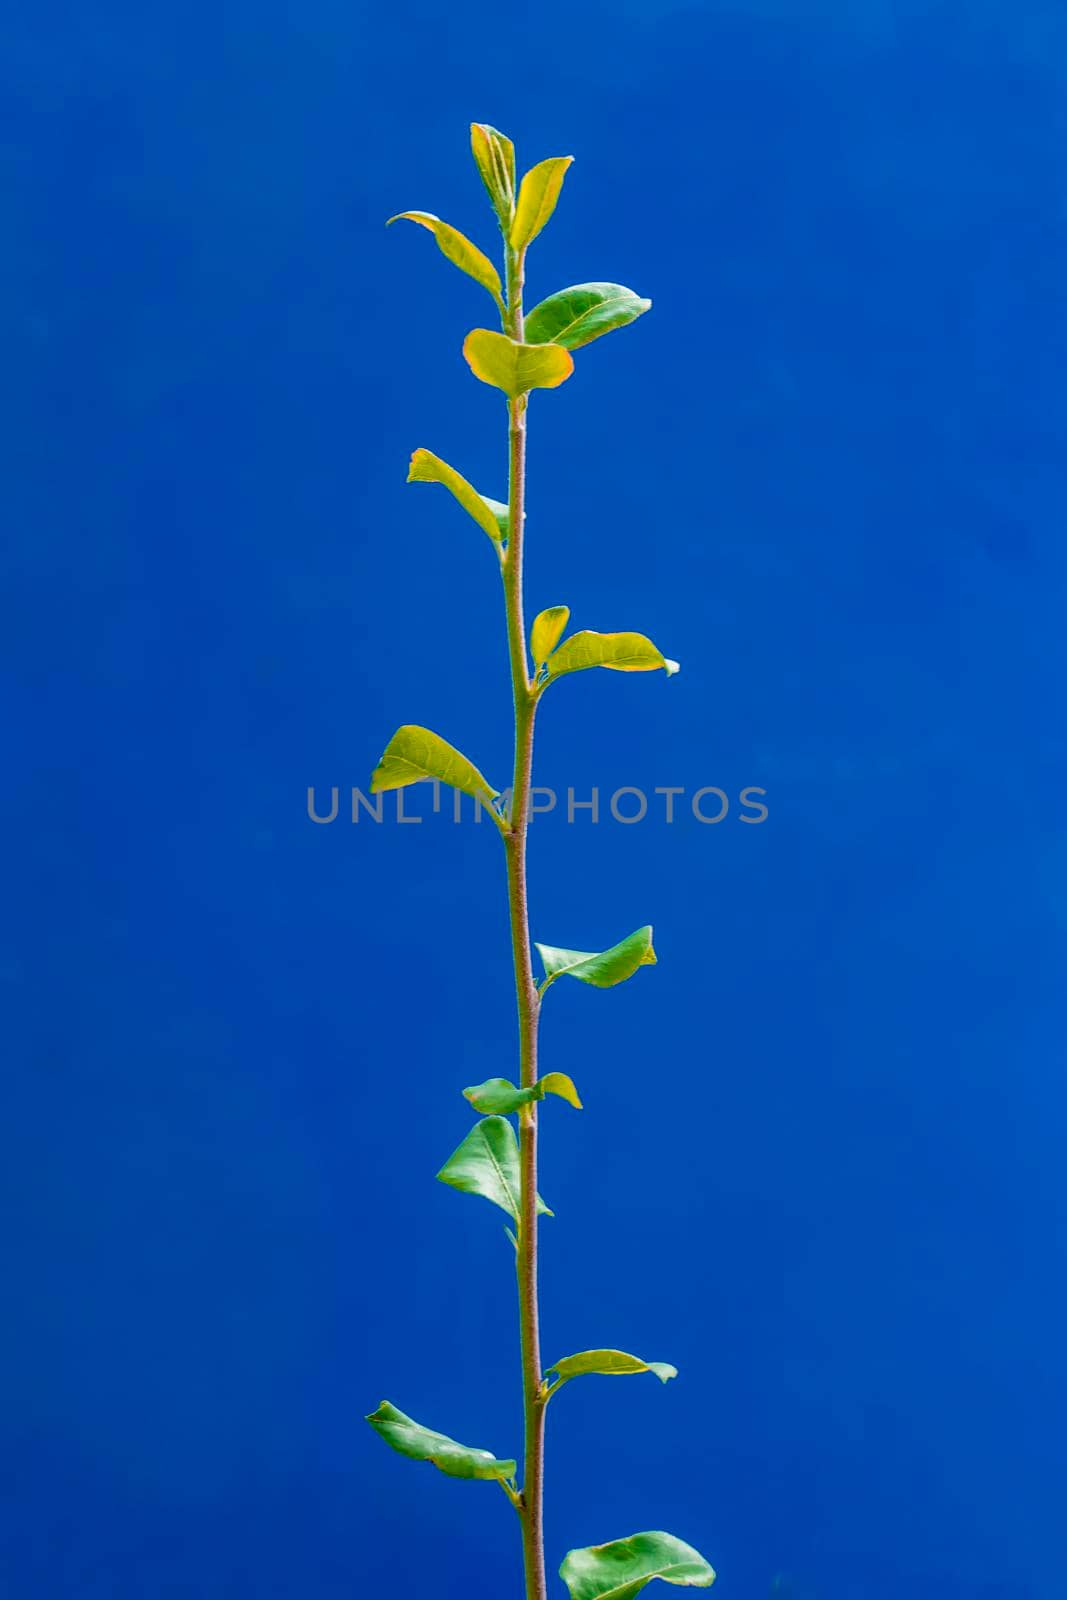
[501, 243, 548, 1600]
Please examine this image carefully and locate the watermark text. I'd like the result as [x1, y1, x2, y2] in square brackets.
[306, 782, 768, 826]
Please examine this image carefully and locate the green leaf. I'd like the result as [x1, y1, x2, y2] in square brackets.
[544, 630, 679, 683]
[407, 447, 505, 545]
[524, 283, 652, 351]
[483, 497, 510, 540]
[511, 156, 573, 251]
[366, 1401, 516, 1482]
[536, 926, 657, 993]
[463, 1077, 536, 1114]
[470, 122, 516, 224]
[463, 1078, 538, 1114]
[531, 605, 570, 667]
[370, 725, 499, 811]
[560, 1532, 715, 1600]
[463, 328, 574, 398]
[387, 211, 504, 308]
[463, 1073, 582, 1114]
[548, 1349, 678, 1387]
[436, 1116, 552, 1220]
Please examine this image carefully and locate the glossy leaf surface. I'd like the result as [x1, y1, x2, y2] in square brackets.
[463, 1073, 582, 1114]
[536, 926, 656, 992]
[370, 725, 498, 808]
[463, 329, 574, 397]
[437, 1115, 552, 1219]
[524, 283, 652, 351]
[531, 605, 570, 667]
[560, 1532, 715, 1600]
[511, 156, 573, 250]
[545, 630, 679, 682]
[387, 211, 503, 305]
[407, 448, 505, 545]
[366, 1401, 516, 1481]
[470, 122, 516, 222]
[548, 1349, 678, 1386]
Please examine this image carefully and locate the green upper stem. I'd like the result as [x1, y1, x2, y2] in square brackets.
[500, 241, 549, 1600]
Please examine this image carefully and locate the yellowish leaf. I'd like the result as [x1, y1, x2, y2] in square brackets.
[538, 1071, 583, 1109]
[530, 606, 570, 667]
[544, 630, 680, 681]
[370, 724, 500, 814]
[511, 157, 573, 251]
[547, 1349, 677, 1386]
[387, 211, 504, 308]
[463, 328, 574, 398]
[470, 123, 516, 223]
[407, 448, 505, 545]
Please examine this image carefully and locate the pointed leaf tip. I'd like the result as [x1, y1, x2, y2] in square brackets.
[536, 926, 657, 993]
[511, 155, 573, 251]
[560, 1531, 715, 1599]
[370, 724, 499, 811]
[543, 630, 677, 683]
[387, 211, 503, 306]
[437, 1116, 552, 1220]
[463, 1073, 582, 1114]
[538, 1071, 582, 1109]
[548, 1349, 678, 1388]
[407, 447, 505, 545]
[463, 328, 574, 398]
[366, 1401, 516, 1482]
[471, 123, 516, 224]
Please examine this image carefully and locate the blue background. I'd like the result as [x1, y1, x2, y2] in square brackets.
[5, 2, 1065, 1597]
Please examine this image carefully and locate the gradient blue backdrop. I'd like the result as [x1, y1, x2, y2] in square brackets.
[5, 3, 1065, 1597]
